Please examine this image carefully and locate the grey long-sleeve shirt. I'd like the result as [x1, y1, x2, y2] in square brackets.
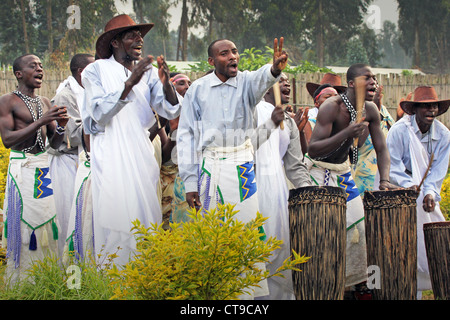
[177, 64, 280, 193]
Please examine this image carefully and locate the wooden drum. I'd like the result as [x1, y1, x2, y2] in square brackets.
[363, 189, 418, 300]
[288, 186, 347, 300]
[423, 221, 450, 300]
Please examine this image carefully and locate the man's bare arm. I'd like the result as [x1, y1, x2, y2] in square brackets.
[308, 98, 367, 158]
[0, 95, 43, 148]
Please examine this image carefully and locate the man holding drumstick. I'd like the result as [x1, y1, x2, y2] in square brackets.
[307, 63, 396, 299]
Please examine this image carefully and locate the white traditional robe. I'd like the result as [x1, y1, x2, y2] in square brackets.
[49, 76, 84, 258]
[254, 101, 294, 300]
[387, 115, 450, 291]
[81, 55, 181, 266]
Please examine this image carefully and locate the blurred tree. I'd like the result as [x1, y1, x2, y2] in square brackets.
[378, 20, 411, 68]
[0, 0, 117, 66]
[0, 0, 38, 64]
[188, 0, 264, 54]
[300, 0, 373, 66]
[132, 0, 174, 58]
[397, 0, 449, 73]
[58, 0, 117, 59]
[346, 37, 369, 65]
[358, 24, 382, 67]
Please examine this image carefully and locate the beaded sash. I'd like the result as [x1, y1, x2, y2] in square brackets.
[340, 93, 359, 165]
[13, 90, 45, 153]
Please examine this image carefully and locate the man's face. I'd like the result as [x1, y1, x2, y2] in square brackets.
[315, 87, 338, 108]
[414, 102, 439, 128]
[173, 75, 191, 97]
[16, 55, 44, 89]
[352, 66, 377, 101]
[279, 75, 291, 104]
[114, 28, 144, 60]
[208, 40, 239, 82]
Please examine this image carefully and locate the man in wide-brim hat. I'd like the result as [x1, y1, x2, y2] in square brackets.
[399, 85, 450, 118]
[387, 85, 450, 298]
[95, 14, 154, 59]
[306, 72, 347, 98]
[306, 73, 346, 122]
[81, 14, 181, 267]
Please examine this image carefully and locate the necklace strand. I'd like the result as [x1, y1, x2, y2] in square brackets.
[13, 90, 45, 153]
[340, 93, 360, 165]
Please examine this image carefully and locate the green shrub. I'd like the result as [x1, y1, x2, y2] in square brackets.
[0, 253, 113, 300]
[187, 46, 331, 74]
[440, 171, 450, 221]
[108, 204, 309, 300]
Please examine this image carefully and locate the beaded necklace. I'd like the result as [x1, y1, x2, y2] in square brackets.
[340, 93, 359, 165]
[13, 90, 45, 153]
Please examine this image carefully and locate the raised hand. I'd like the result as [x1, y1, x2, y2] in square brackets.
[294, 107, 310, 132]
[157, 55, 170, 84]
[272, 37, 288, 74]
[374, 84, 383, 109]
[129, 55, 154, 86]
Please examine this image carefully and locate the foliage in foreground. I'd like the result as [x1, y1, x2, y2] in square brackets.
[0, 252, 113, 300]
[440, 170, 450, 221]
[0, 204, 308, 300]
[108, 204, 309, 300]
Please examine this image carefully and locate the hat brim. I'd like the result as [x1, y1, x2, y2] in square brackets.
[95, 23, 154, 59]
[306, 82, 347, 98]
[400, 99, 450, 116]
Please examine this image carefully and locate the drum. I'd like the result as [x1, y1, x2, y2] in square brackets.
[363, 189, 418, 300]
[423, 221, 450, 300]
[288, 186, 347, 300]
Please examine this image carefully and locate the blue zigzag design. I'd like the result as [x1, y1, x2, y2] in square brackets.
[337, 171, 359, 202]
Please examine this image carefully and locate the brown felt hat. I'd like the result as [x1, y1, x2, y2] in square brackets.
[400, 86, 450, 116]
[306, 73, 347, 97]
[95, 14, 154, 59]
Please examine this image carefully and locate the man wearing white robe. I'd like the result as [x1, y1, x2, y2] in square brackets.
[49, 53, 94, 258]
[81, 15, 181, 266]
[386, 86, 450, 297]
[254, 74, 311, 300]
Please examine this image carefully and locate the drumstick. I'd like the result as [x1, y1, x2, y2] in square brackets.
[273, 81, 284, 130]
[353, 76, 366, 148]
[417, 153, 434, 192]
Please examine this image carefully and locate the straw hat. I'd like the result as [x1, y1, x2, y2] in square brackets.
[400, 86, 449, 116]
[306, 73, 347, 97]
[95, 14, 154, 59]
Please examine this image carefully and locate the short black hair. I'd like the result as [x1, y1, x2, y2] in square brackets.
[12, 54, 34, 73]
[346, 63, 369, 83]
[70, 53, 94, 75]
[207, 39, 227, 58]
[313, 84, 333, 101]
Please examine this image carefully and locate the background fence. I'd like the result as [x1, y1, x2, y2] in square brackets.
[1, 69, 449, 127]
[289, 73, 450, 127]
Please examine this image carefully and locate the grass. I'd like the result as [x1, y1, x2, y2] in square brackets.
[0, 250, 114, 300]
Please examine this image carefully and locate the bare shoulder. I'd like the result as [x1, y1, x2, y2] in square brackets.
[364, 101, 380, 122]
[0, 93, 16, 113]
[318, 95, 342, 112]
[40, 96, 52, 111]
